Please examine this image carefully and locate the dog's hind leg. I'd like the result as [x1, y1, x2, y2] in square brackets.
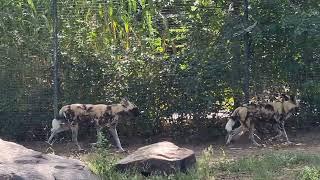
[226, 125, 245, 145]
[47, 123, 70, 145]
[47, 130, 58, 145]
[249, 123, 261, 147]
[71, 124, 83, 151]
[109, 126, 125, 152]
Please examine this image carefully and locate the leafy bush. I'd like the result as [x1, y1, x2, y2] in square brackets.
[1, 0, 319, 141]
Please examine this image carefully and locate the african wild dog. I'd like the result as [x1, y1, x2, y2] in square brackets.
[225, 103, 275, 146]
[225, 94, 299, 146]
[47, 98, 141, 152]
[266, 94, 300, 143]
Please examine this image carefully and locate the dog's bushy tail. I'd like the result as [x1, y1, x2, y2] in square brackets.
[225, 107, 242, 133]
[51, 118, 61, 131]
[58, 105, 68, 119]
[225, 118, 236, 133]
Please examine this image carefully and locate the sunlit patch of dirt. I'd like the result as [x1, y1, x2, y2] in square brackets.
[20, 129, 320, 166]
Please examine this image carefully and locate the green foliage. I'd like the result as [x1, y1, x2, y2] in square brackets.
[196, 145, 222, 179]
[96, 130, 111, 149]
[301, 81, 320, 106]
[0, 0, 319, 140]
[86, 149, 128, 179]
[298, 166, 320, 180]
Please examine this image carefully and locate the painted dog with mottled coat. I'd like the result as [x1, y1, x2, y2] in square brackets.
[225, 94, 299, 146]
[47, 98, 141, 152]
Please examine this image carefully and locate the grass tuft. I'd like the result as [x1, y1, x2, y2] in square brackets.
[214, 152, 320, 180]
[83, 144, 320, 180]
[298, 166, 320, 180]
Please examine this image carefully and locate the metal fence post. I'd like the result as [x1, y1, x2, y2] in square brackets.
[52, 0, 59, 119]
[243, 0, 251, 103]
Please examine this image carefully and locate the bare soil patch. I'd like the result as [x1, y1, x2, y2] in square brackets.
[20, 130, 320, 159]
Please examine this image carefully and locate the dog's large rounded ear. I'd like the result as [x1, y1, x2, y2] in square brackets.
[274, 93, 281, 101]
[280, 93, 289, 101]
[249, 96, 259, 104]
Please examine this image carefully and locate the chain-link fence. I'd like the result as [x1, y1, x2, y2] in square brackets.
[1, 0, 319, 143]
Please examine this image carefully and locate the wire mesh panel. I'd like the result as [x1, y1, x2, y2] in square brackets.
[0, 0, 319, 142]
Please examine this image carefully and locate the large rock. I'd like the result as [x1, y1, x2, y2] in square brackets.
[0, 139, 98, 180]
[115, 141, 196, 175]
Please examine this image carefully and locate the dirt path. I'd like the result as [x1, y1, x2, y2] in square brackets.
[20, 130, 320, 161]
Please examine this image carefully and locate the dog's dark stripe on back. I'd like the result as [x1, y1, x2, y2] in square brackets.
[87, 106, 93, 111]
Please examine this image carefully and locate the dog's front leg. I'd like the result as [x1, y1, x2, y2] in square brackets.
[226, 125, 245, 145]
[71, 124, 83, 151]
[269, 123, 283, 141]
[284, 112, 293, 121]
[108, 126, 125, 152]
[280, 121, 292, 144]
[47, 130, 58, 145]
[47, 124, 70, 145]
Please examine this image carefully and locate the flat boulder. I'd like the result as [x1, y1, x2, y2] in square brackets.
[115, 141, 196, 175]
[0, 139, 98, 180]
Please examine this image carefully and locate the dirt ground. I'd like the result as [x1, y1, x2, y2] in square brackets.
[20, 129, 320, 162]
